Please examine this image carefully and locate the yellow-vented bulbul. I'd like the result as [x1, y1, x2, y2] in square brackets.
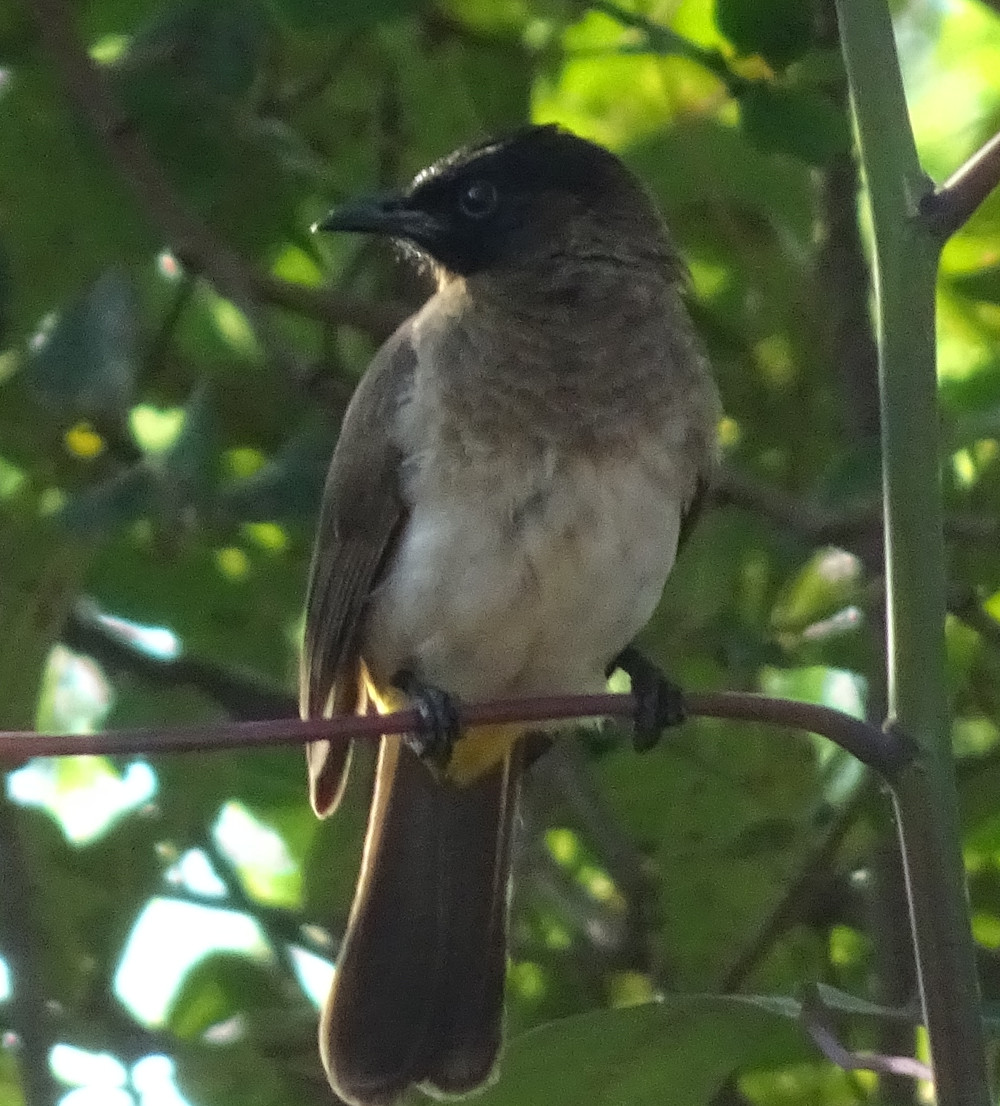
[300, 125, 720, 1106]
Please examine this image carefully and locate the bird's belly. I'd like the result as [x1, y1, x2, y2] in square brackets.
[363, 454, 682, 702]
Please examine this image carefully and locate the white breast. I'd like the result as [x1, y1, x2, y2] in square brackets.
[362, 445, 682, 700]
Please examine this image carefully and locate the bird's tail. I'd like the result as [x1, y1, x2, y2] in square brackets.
[321, 736, 522, 1106]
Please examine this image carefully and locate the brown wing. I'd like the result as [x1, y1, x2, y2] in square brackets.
[300, 318, 416, 815]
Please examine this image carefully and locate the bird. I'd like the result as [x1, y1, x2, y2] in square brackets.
[300, 124, 720, 1106]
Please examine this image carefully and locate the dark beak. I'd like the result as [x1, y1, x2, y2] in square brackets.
[313, 191, 444, 246]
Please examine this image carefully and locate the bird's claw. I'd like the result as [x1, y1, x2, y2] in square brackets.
[392, 670, 462, 768]
[610, 646, 687, 753]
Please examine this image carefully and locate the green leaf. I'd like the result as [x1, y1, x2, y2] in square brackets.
[301, 745, 373, 924]
[175, 1035, 309, 1106]
[714, 0, 814, 69]
[593, 715, 823, 989]
[477, 996, 812, 1106]
[739, 83, 851, 166]
[26, 269, 137, 418]
[626, 118, 816, 246]
[85, 527, 303, 685]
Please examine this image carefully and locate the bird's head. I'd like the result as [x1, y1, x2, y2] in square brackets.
[315, 125, 673, 282]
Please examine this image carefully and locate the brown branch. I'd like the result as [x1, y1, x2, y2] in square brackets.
[714, 467, 879, 543]
[717, 467, 1000, 548]
[920, 129, 1000, 241]
[31, 0, 400, 352]
[718, 786, 869, 992]
[0, 689, 912, 780]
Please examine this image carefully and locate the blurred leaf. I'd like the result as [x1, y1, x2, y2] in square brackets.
[218, 418, 334, 521]
[627, 117, 815, 247]
[714, 0, 813, 69]
[85, 527, 304, 683]
[771, 549, 863, 637]
[175, 1035, 312, 1106]
[26, 269, 137, 418]
[449, 38, 533, 132]
[739, 83, 851, 166]
[160, 382, 220, 505]
[168, 952, 285, 1038]
[813, 441, 883, 508]
[301, 745, 373, 924]
[477, 995, 813, 1106]
[949, 265, 1000, 305]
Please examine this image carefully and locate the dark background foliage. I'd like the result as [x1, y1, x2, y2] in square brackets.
[2, 0, 1000, 1102]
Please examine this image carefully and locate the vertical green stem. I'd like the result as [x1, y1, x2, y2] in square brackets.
[833, 1, 991, 1102]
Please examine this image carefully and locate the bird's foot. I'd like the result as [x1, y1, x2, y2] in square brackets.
[609, 645, 686, 753]
[392, 669, 462, 768]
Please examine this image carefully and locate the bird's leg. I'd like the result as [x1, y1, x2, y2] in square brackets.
[608, 645, 687, 753]
[392, 669, 462, 768]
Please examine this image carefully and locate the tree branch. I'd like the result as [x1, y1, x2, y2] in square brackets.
[0, 689, 912, 780]
[920, 130, 1000, 241]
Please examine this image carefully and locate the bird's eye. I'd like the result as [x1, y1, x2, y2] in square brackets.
[458, 179, 499, 220]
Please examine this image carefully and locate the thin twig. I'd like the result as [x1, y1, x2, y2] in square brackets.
[0, 689, 911, 780]
[589, 0, 740, 89]
[920, 129, 1000, 241]
[718, 787, 870, 992]
[65, 601, 296, 722]
[801, 986, 932, 1081]
[805, 1019, 932, 1081]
